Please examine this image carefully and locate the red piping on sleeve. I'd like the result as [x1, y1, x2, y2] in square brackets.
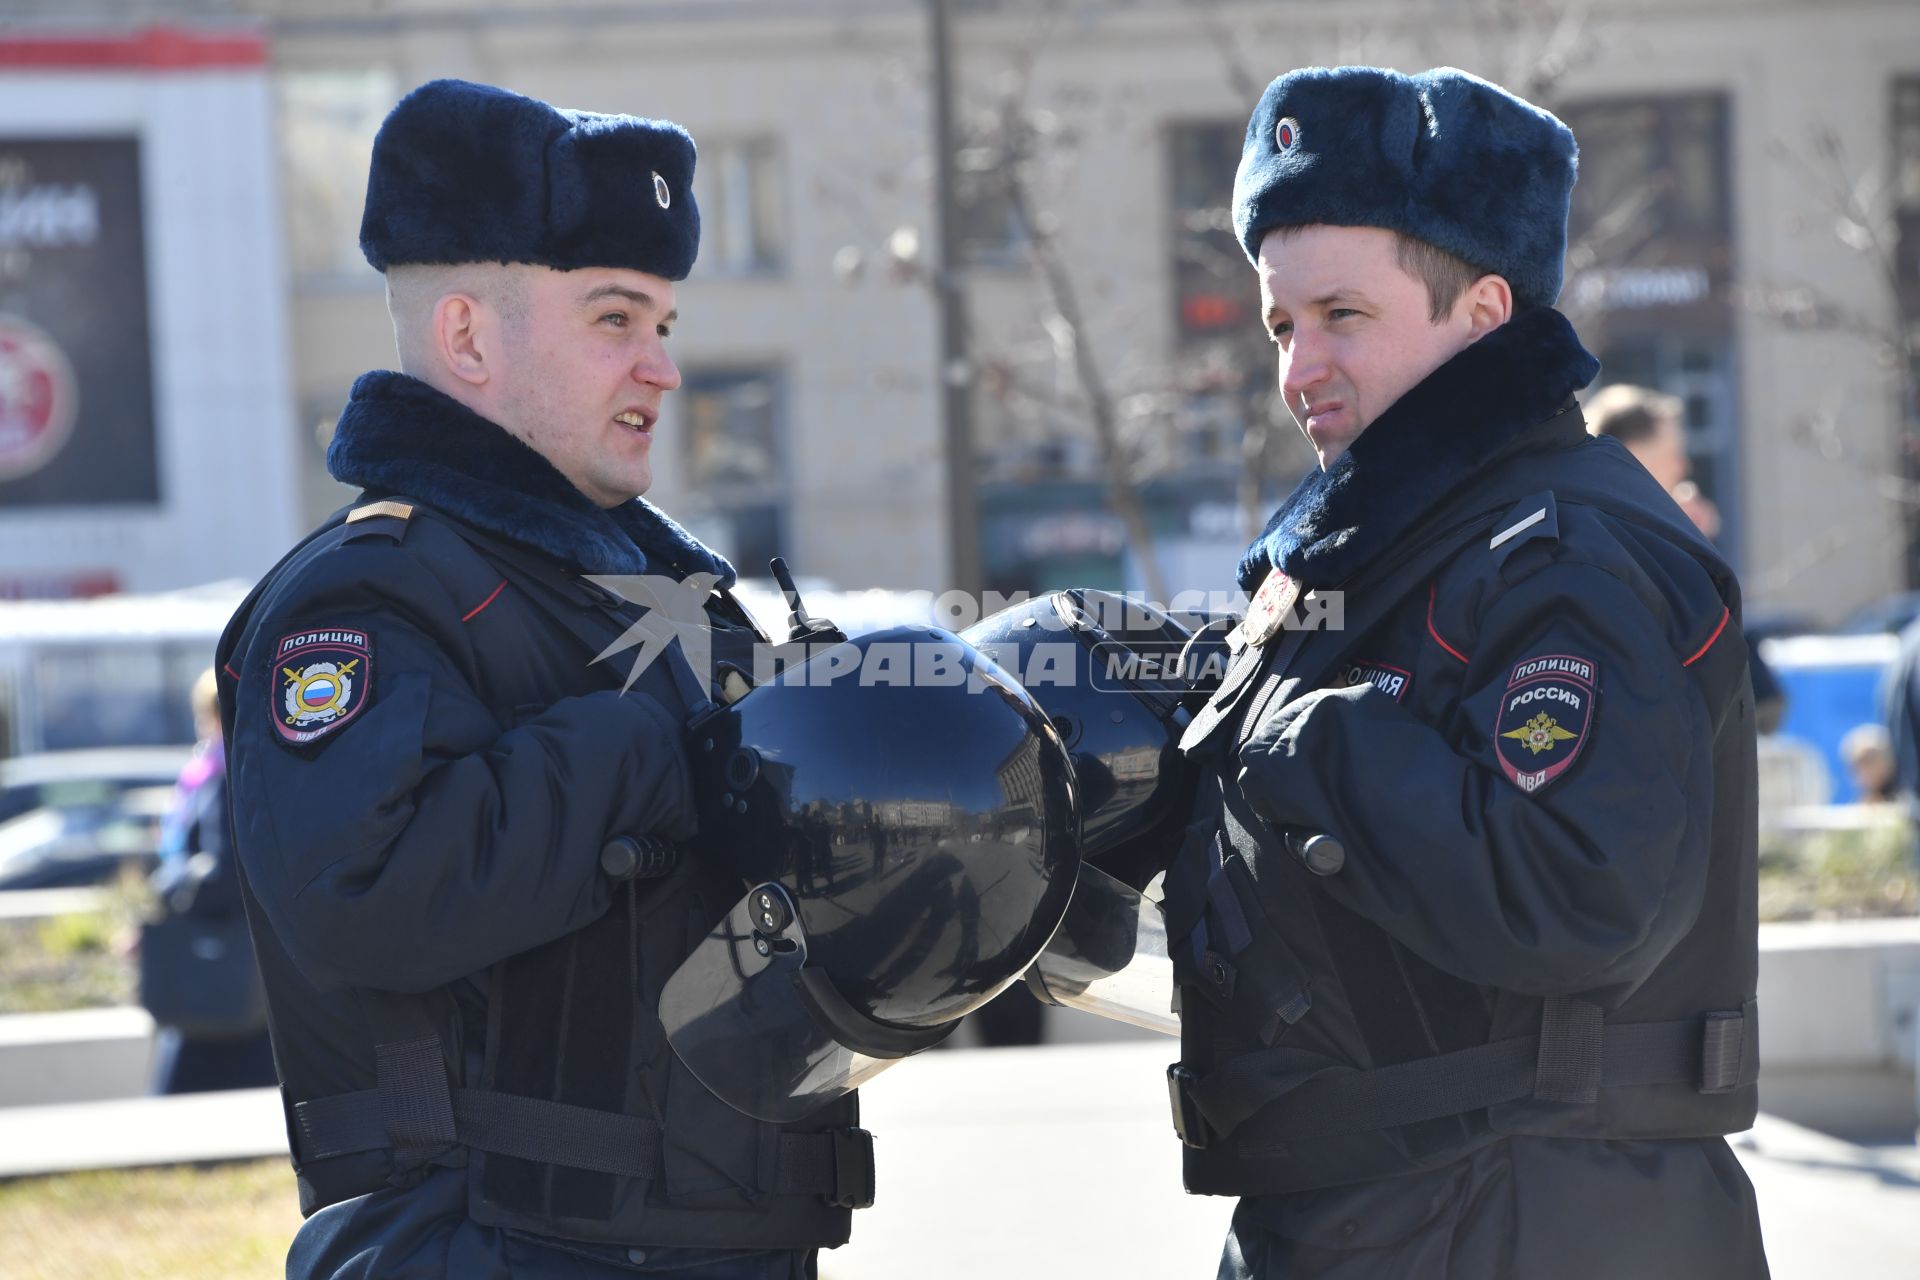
[1683, 606, 1731, 667]
[461, 580, 508, 623]
[1426, 582, 1471, 665]
[221, 663, 240, 680]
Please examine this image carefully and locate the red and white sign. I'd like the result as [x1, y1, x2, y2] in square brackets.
[0, 314, 77, 481]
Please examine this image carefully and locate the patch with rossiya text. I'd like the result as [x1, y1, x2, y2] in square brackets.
[273, 628, 372, 746]
[1492, 652, 1595, 794]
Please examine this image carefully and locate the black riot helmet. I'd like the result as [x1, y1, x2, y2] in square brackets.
[659, 625, 1080, 1122]
[961, 590, 1219, 888]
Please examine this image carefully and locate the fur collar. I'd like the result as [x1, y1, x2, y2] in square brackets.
[1238, 306, 1600, 590]
[327, 371, 735, 586]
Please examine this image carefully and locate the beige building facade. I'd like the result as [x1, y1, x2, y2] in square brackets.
[6, 0, 1915, 621]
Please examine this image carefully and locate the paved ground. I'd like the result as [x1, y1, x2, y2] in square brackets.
[1732, 1113, 1920, 1280]
[827, 1042, 1920, 1279]
[2, 1039, 1915, 1277]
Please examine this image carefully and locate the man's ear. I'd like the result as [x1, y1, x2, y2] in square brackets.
[1462, 273, 1514, 339]
[432, 293, 492, 387]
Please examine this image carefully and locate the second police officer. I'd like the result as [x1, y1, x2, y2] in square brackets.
[1165, 68, 1771, 1277]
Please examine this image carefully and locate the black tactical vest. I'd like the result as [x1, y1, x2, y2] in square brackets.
[1163, 460, 1761, 1198]
[218, 502, 871, 1249]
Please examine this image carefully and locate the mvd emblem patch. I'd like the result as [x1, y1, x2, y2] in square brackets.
[273, 629, 372, 746]
[1493, 653, 1596, 794]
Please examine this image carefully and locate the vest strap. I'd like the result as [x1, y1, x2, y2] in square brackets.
[1172, 1005, 1758, 1147]
[292, 1079, 874, 1204]
[775, 1126, 877, 1209]
[1700, 1008, 1751, 1094]
[1534, 995, 1604, 1104]
[374, 1036, 457, 1163]
[293, 1082, 661, 1178]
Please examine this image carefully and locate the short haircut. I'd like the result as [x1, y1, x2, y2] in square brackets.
[384, 262, 529, 375]
[1392, 234, 1490, 323]
[1586, 384, 1685, 446]
[1264, 225, 1493, 323]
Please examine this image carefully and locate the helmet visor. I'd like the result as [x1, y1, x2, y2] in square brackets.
[659, 884, 945, 1122]
[1024, 863, 1178, 1036]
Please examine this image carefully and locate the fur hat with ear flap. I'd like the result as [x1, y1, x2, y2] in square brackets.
[359, 78, 701, 280]
[1231, 65, 1577, 308]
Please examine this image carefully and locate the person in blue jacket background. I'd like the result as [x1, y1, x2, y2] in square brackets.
[215, 80, 871, 1280]
[1165, 66, 1769, 1278]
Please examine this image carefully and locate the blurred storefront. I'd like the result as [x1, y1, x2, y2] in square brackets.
[0, 25, 300, 598]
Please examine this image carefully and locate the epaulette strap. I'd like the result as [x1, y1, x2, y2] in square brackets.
[346, 500, 415, 524]
[1488, 491, 1558, 560]
[342, 500, 415, 546]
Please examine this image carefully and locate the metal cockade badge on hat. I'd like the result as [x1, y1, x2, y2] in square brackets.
[652, 171, 671, 209]
[1274, 116, 1301, 152]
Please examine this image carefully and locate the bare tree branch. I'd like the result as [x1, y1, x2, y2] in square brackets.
[1180, 0, 1264, 103]
[956, 1, 1172, 601]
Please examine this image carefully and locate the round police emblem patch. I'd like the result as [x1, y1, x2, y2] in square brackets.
[1274, 117, 1301, 152]
[1493, 653, 1595, 794]
[652, 171, 671, 209]
[273, 628, 373, 746]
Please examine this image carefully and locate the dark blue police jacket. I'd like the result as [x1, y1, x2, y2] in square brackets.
[214, 373, 868, 1277]
[1168, 308, 1768, 1277]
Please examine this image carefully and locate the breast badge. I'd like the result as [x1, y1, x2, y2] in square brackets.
[273, 629, 372, 746]
[1337, 658, 1411, 703]
[1232, 570, 1301, 650]
[1493, 652, 1595, 793]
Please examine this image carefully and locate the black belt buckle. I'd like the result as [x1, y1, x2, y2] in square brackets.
[828, 1127, 876, 1209]
[1166, 1064, 1209, 1149]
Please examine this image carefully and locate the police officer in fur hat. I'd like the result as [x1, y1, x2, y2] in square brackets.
[216, 81, 871, 1279]
[1165, 67, 1770, 1277]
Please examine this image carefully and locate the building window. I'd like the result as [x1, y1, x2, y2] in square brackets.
[954, 142, 1026, 266]
[277, 68, 395, 284]
[1560, 93, 1742, 566]
[1893, 77, 1920, 361]
[1169, 121, 1256, 344]
[692, 138, 785, 275]
[1559, 94, 1733, 329]
[1166, 122, 1285, 474]
[676, 368, 786, 576]
[1891, 76, 1920, 585]
[1897, 77, 1920, 213]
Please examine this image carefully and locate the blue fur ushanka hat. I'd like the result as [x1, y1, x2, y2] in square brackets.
[359, 78, 700, 279]
[1232, 66, 1576, 307]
